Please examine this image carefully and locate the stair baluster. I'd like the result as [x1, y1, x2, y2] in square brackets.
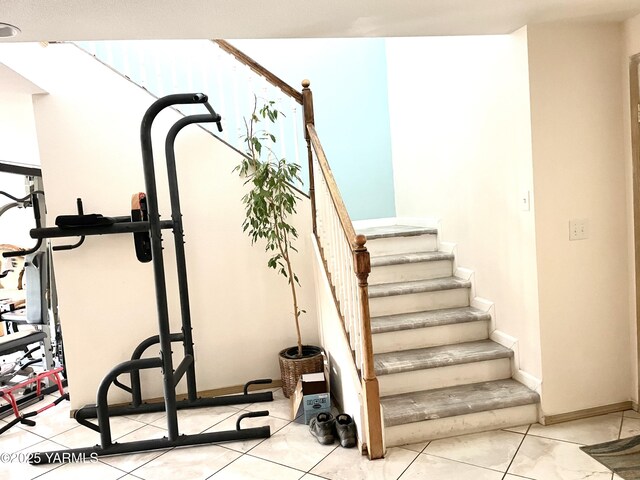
[303, 81, 383, 459]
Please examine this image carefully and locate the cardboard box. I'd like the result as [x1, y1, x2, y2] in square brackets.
[298, 372, 326, 395]
[290, 366, 330, 422]
[302, 392, 331, 424]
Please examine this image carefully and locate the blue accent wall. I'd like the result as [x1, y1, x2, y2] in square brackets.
[228, 39, 396, 221]
[77, 38, 396, 221]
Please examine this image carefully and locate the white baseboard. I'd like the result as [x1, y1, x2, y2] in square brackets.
[490, 329, 542, 395]
[471, 297, 495, 332]
[513, 369, 542, 395]
[438, 241, 456, 254]
[490, 329, 517, 350]
[454, 267, 474, 281]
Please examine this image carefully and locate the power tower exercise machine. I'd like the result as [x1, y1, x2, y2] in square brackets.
[28, 94, 273, 464]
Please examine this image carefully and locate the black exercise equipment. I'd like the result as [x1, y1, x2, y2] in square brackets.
[28, 93, 273, 465]
[0, 168, 68, 418]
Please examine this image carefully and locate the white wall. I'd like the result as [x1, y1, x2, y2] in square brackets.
[0, 93, 41, 248]
[0, 93, 41, 166]
[527, 23, 631, 415]
[624, 11, 640, 411]
[386, 29, 542, 380]
[0, 43, 319, 409]
[0, 172, 38, 249]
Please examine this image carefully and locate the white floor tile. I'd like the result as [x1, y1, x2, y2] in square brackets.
[527, 414, 622, 445]
[508, 435, 613, 480]
[99, 424, 169, 472]
[245, 390, 297, 421]
[250, 421, 337, 471]
[424, 429, 524, 472]
[50, 416, 146, 449]
[504, 424, 530, 434]
[151, 405, 240, 434]
[204, 411, 290, 453]
[504, 475, 535, 479]
[35, 459, 125, 479]
[132, 444, 241, 480]
[399, 454, 503, 480]
[620, 416, 640, 438]
[311, 446, 418, 480]
[623, 409, 640, 420]
[0, 422, 46, 453]
[300, 476, 328, 480]
[123, 409, 166, 425]
[398, 442, 428, 453]
[4, 439, 66, 480]
[211, 454, 304, 479]
[16, 401, 77, 438]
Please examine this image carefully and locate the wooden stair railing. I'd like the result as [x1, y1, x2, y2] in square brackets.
[212, 40, 383, 459]
[303, 82, 384, 460]
[212, 40, 303, 104]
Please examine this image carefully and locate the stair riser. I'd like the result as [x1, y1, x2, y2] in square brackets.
[369, 260, 453, 285]
[373, 321, 490, 354]
[378, 358, 511, 397]
[366, 234, 438, 256]
[384, 404, 538, 448]
[370, 288, 470, 317]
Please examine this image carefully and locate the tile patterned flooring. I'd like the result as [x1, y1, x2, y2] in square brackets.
[0, 387, 634, 479]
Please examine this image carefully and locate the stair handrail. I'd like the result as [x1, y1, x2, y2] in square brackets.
[211, 40, 303, 104]
[302, 82, 383, 460]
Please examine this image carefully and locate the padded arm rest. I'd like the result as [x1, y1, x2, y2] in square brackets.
[56, 214, 116, 229]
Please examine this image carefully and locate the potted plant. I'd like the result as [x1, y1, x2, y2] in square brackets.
[236, 96, 323, 398]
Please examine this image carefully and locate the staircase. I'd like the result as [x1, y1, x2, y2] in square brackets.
[356, 223, 540, 448]
[50, 39, 539, 459]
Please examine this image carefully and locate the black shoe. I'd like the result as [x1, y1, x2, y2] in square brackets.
[309, 412, 335, 445]
[335, 413, 357, 448]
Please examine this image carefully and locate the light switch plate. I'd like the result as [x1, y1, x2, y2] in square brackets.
[569, 219, 588, 241]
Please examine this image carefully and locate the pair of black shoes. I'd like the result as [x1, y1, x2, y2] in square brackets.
[309, 412, 357, 448]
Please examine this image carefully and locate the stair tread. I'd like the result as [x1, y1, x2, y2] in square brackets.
[371, 251, 453, 267]
[369, 277, 471, 298]
[371, 307, 491, 334]
[374, 339, 512, 375]
[358, 225, 437, 240]
[381, 379, 539, 427]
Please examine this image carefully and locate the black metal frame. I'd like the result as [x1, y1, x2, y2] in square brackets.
[0, 171, 68, 416]
[28, 94, 273, 465]
[0, 161, 41, 177]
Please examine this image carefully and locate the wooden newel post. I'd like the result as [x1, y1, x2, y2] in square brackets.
[353, 234, 384, 459]
[302, 79, 317, 236]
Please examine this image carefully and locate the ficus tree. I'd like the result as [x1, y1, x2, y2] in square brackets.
[235, 96, 305, 357]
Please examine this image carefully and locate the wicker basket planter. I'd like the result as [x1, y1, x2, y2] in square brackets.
[278, 345, 324, 398]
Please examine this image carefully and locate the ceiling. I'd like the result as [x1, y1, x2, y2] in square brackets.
[1, 0, 640, 42]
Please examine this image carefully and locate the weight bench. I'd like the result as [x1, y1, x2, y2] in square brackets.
[0, 250, 49, 352]
[1, 256, 45, 358]
[0, 329, 46, 357]
[0, 250, 64, 420]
